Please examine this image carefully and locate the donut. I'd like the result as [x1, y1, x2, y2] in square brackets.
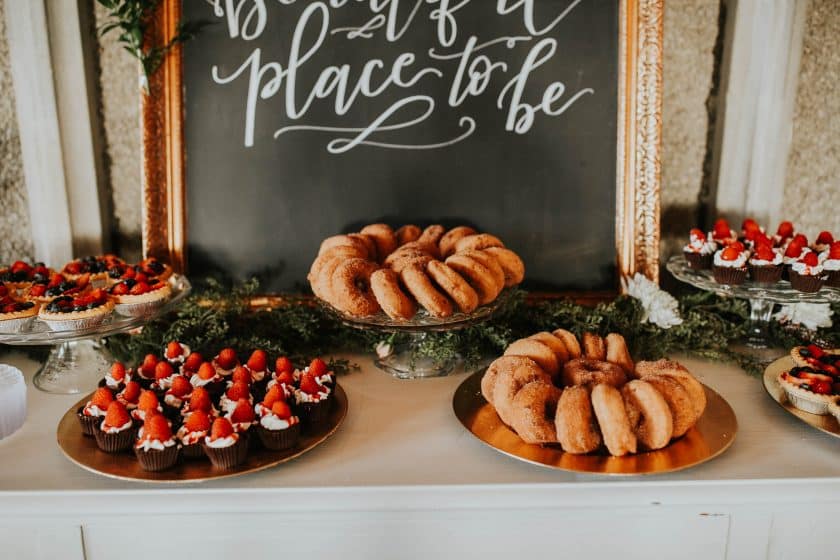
[635, 359, 689, 377]
[504, 338, 560, 377]
[481, 356, 512, 405]
[582, 332, 606, 361]
[329, 258, 381, 317]
[445, 254, 502, 305]
[510, 381, 561, 444]
[591, 384, 637, 456]
[397, 240, 440, 259]
[454, 233, 505, 253]
[318, 234, 371, 258]
[395, 224, 422, 246]
[308, 245, 367, 298]
[360, 223, 398, 260]
[605, 333, 634, 375]
[555, 385, 601, 454]
[552, 328, 582, 359]
[482, 247, 525, 287]
[384, 249, 434, 274]
[459, 250, 505, 295]
[439, 226, 477, 258]
[426, 260, 479, 313]
[636, 359, 706, 420]
[492, 357, 550, 426]
[417, 224, 446, 247]
[399, 263, 453, 318]
[348, 233, 378, 261]
[527, 332, 570, 365]
[639, 374, 694, 438]
[560, 358, 626, 388]
[621, 380, 673, 450]
[370, 268, 417, 320]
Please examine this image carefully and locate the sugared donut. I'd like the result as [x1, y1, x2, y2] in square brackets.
[492, 357, 550, 426]
[318, 234, 371, 258]
[399, 264, 453, 318]
[483, 247, 525, 287]
[460, 250, 505, 295]
[360, 224, 398, 260]
[552, 328, 582, 358]
[384, 249, 434, 274]
[481, 356, 512, 405]
[348, 233, 378, 261]
[308, 245, 367, 298]
[582, 332, 606, 361]
[397, 240, 440, 259]
[395, 224, 422, 246]
[527, 332, 570, 365]
[636, 360, 706, 421]
[445, 254, 502, 305]
[426, 260, 479, 313]
[621, 380, 673, 450]
[504, 338, 560, 377]
[329, 258, 381, 317]
[560, 358, 626, 388]
[605, 333, 634, 375]
[439, 226, 477, 258]
[591, 384, 637, 456]
[510, 381, 561, 444]
[555, 385, 601, 454]
[640, 374, 694, 437]
[417, 224, 446, 247]
[454, 233, 504, 253]
[370, 268, 417, 320]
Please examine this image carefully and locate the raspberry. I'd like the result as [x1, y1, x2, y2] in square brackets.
[103, 401, 130, 428]
[210, 417, 234, 439]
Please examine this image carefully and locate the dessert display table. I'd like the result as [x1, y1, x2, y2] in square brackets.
[1, 350, 839, 560]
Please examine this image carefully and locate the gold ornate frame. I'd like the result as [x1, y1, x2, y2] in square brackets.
[142, 0, 662, 285]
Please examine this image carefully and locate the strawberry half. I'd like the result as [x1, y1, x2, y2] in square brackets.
[246, 349, 267, 372]
[720, 247, 741, 261]
[216, 348, 238, 370]
[230, 399, 255, 424]
[197, 362, 216, 381]
[142, 413, 172, 441]
[184, 410, 211, 433]
[90, 387, 114, 409]
[776, 221, 794, 238]
[182, 352, 204, 373]
[271, 400, 292, 419]
[188, 387, 212, 412]
[154, 361, 174, 381]
[274, 356, 293, 375]
[103, 401, 130, 428]
[232, 365, 251, 385]
[210, 417, 234, 440]
[816, 231, 834, 245]
[165, 341, 184, 359]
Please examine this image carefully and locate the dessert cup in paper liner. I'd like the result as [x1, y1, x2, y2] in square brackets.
[134, 444, 180, 471]
[257, 422, 301, 451]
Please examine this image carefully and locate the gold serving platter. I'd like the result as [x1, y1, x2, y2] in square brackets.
[57, 384, 348, 483]
[453, 370, 737, 476]
[763, 356, 840, 439]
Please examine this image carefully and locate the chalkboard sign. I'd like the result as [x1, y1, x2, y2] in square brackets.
[143, 0, 663, 293]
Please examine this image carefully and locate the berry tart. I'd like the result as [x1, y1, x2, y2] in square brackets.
[683, 228, 716, 270]
[134, 412, 180, 471]
[257, 399, 301, 451]
[62, 256, 115, 285]
[176, 409, 212, 459]
[24, 273, 89, 304]
[203, 417, 248, 469]
[77, 387, 114, 436]
[790, 344, 840, 376]
[821, 241, 840, 288]
[295, 371, 332, 426]
[789, 252, 825, 293]
[136, 257, 173, 282]
[0, 291, 38, 334]
[748, 243, 783, 284]
[98, 361, 131, 391]
[0, 260, 51, 292]
[38, 288, 114, 332]
[109, 275, 171, 317]
[94, 400, 135, 453]
[813, 231, 834, 254]
[163, 340, 191, 369]
[778, 367, 838, 415]
[712, 242, 749, 285]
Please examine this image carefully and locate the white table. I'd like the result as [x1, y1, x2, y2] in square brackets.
[0, 349, 838, 560]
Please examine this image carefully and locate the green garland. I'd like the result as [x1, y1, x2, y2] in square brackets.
[105, 278, 840, 376]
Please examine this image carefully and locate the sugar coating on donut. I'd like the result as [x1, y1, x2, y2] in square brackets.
[483, 247, 525, 287]
[552, 329, 582, 359]
[582, 332, 607, 361]
[591, 384, 637, 456]
[395, 224, 422, 246]
[555, 385, 601, 454]
[417, 224, 446, 247]
[527, 332, 570, 365]
[459, 250, 505, 295]
[454, 233, 505, 253]
[399, 264, 453, 318]
[621, 380, 673, 450]
[560, 358, 626, 388]
[511, 380, 561, 444]
[605, 333, 634, 375]
[439, 226, 477, 258]
[639, 374, 694, 438]
[370, 268, 417, 321]
[445, 253, 501, 305]
[426, 260, 479, 313]
[360, 223, 398, 260]
[329, 258, 381, 317]
[492, 357, 550, 427]
[504, 338, 560, 377]
[384, 249, 434, 274]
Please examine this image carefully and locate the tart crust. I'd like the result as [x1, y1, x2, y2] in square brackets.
[38, 300, 114, 331]
[777, 371, 839, 415]
[110, 283, 171, 305]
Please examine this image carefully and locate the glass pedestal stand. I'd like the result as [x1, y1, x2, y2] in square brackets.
[667, 256, 840, 350]
[0, 275, 191, 394]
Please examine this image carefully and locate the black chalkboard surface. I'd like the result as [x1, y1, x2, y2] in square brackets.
[183, 1, 618, 292]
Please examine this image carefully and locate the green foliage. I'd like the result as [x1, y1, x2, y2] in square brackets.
[105, 279, 840, 377]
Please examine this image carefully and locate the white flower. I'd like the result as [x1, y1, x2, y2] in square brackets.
[375, 341, 393, 359]
[622, 273, 683, 329]
[773, 303, 833, 331]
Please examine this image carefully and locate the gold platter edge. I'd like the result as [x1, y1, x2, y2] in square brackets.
[56, 384, 348, 484]
[762, 356, 840, 439]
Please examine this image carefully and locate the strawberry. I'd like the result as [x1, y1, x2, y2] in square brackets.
[754, 245, 776, 262]
[165, 341, 184, 359]
[120, 381, 141, 403]
[784, 242, 804, 258]
[184, 410, 211, 433]
[274, 356, 293, 375]
[182, 352, 203, 373]
[169, 375, 192, 397]
[64, 261, 83, 275]
[741, 218, 760, 233]
[829, 241, 840, 259]
[754, 233, 772, 248]
[0, 285, 7, 298]
[246, 349, 267, 372]
[793, 233, 808, 247]
[76, 274, 90, 289]
[807, 344, 825, 359]
[230, 399, 255, 424]
[216, 348, 238, 370]
[299, 373, 322, 395]
[197, 362, 216, 380]
[47, 273, 63, 288]
[226, 381, 250, 401]
[275, 370, 294, 386]
[210, 417, 234, 440]
[801, 252, 819, 267]
[154, 361, 174, 381]
[110, 282, 129, 296]
[232, 365, 251, 385]
[110, 362, 127, 382]
[90, 387, 114, 409]
[129, 282, 150, 296]
[262, 385, 285, 408]
[809, 380, 833, 395]
[103, 401, 130, 428]
[728, 240, 745, 252]
[140, 354, 158, 378]
[142, 413, 172, 441]
[271, 400, 292, 419]
[188, 387, 212, 413]
[713, 218, 732, 239]
[133, 272, 148, 284]
[308, 358, 328, 378]
[689, 228, 705, 241]
[28, 284, 46, 297]
[720, 247, 741, 261]
[138, 390, 160, 412]
[776, 221, 794, 238]
[816, 231, 834, 245]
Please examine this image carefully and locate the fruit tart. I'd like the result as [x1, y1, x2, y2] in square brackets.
[62, 255, 122, 286]
[0, 260, 51, 291]
[77, 387, 114, 436]
[94, 400, 135, 453]
[789, 252, 825, 293]
[0, 290, 38, 334]
[256, 399, 301, 451]
[203, 417, 248, 469]
[790, 344, 840, 375]
[821, 241, 840, 287]
[37, 288, 113, 332]
[24, 273, 89, 304]
[134, 412, 180, 471]
[136, 257, 173, 282]
[778, 367, 839, 415]
[176, 409, 211, 459]
[109, 274, 171, 317]
[712, 242, 749, 285]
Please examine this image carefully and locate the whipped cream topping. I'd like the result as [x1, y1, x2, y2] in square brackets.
[189, 372, 219, 388]
[131, 405, 163, 422]
[100, 418, 132, 434]
[822, 257, 840, 271]
[749, 251, 782, 266]
[792, 260, 824, 276]
[260, 413, 299, 430]
[152, 374, 178, 391]
[219, 394, 252, 414]
[296, 386, 331, 404]
[135, 437, 176, 451]
[714, 250, 748, 268]
[165, 343, 190, 365]
[248, 368, 267, 383]
[783, 247, 811, 265]
[103, 373, 129, 389]
[176, 425, 206, 445]
[116, 396, 138, 410]
[265, 378, 295, 398]
[212, 360, 235, 378]
[204, 434, 238, 448]
[164, 393, 185, 408]
[684, 234, 716, 255]
[83, 403, 108, 417]
[254, 402, 273, 418]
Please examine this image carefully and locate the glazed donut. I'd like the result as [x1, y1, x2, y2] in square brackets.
[605, 333, 634, 375]
[445, 254, 502, 305]
[399, 263, 453, 318]
[329, 258, 381, 317]
[360, 223, 398, 260]
[492, 357, 550, 426]
[621, 380, 673, 450]
[483, 247, 525, 287]
[560, 358, 626, 388]
[454, 233, 505, 253]
[348, 233, 378, 261]
[417, 224, 446, 247]
[395, 224, 422, 246]
[439, 226, 477, 258]
[459, 250, 505, 295]
[552, 328, 582, 359]
[384, 249, 434, 274]
[582, 332, 607, 361]
[555, 385, 601, 454]
[636, 359, 706, 421]
[510, 381, 561, 444]
[370, 268, 417, 321]
[591, 384, 637, 456]
[640, 374, 694, 438]
[504, 338, 560, 377]
[308, 245, 367, 298]
[318, 234, 371, 259]
[426, 260, 479, 314]
[527, 332, 570, 365]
